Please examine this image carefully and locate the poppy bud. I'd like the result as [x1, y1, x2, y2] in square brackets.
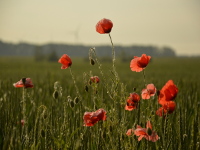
[22, 78, 26, 85]
[41, 129, 45, 138]
[74, 97, 79, 104]
[53, 91, 59, 99]
[90, 58, 95, 65]
[85, 85, 89, 92]
[147, 128, 152, 136]
[133, 87, 136, 91]
[69, 100, 74, 108]
[89, 80, 92, 85]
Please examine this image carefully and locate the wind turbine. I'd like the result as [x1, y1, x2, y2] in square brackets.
[67, 24, 81, 45]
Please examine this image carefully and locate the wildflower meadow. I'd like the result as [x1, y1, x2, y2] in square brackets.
[0, 18, 199, 150]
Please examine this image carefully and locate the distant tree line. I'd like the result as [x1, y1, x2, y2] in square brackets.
[0, 40, 176, 62]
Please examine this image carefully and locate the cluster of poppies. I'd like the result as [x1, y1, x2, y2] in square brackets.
[13, 18, 178, 143]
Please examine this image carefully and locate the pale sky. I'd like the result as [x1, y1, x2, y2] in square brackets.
[0, 0, 200, 56]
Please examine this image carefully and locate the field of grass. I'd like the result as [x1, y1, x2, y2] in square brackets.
[0, 55, 199, 150]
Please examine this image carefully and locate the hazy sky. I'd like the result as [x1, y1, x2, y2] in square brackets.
[0, 0, 200, 56]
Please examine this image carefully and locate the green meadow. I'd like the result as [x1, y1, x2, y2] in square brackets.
[0, 56, 199, 149]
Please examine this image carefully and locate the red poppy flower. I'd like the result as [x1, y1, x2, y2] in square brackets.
[158, 80, 178, 105]
[13, 78, 34, 88]
[130, 54, 151, 72]
[83, 108, 106, 126]
[58, 54, 72, 69]
[96, 18, 113, 34]
[90, 76, 100, 83]
[134, 121, 159, 142]
[141, 84, 156, 99]
[156, 101, 176, 117]
[125, 93, 140, 111]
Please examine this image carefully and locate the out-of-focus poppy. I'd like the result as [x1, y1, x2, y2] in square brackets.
[130, 54, 151, 72]
[21, 120, 25, 126]
[141, 84, 156, 99]
[158, 80, 178, 105]
[90, 76, 100, 83]
[125, 93, 140, 111]
[134, 121, 159, 142]
[126, 129, 134, 136]
[96, 18, 113, 34]
[13, 78, 33, 88]
[83, 108, 106, 126]
[58, 54, 72, 69]
[156, 101, 176, 117]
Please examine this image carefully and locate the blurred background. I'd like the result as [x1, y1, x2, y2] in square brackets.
[0, 0, 200, 59]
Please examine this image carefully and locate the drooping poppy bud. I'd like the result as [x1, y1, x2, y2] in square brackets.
[41, 129, 45, 138]
[53, 91, 59, 99]
[90, 58, 95, 65]
[74, 97, 79, 104]
[69, 100, 75, 108]
[85, 85, 89, 92]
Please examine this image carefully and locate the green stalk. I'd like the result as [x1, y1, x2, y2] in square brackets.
[109, 33, 119, 81]
[69, 67, 82, 100]
[142, 70, 147, 87]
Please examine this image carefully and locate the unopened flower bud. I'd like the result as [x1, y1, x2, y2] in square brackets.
[85, 85, 89, 92]
[41, 129, 45, 138]
[133, 87, 136, 91]
[74, 97, 79, 104]
[90, 58, 95, 65]
[53, 91, 59, 99]
[70, 100, 74, 108]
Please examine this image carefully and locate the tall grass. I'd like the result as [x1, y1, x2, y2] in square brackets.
[0, 56, 199, 149]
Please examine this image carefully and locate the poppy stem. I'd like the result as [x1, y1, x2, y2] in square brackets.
[69, 67, 81, 100]
[22, 87, 26, 121]
[89, 48, 113, 100]
[109, 33, 118, 80]
[142, 70, 147, 87]
[137, 102, 141, 125]
[21, 87, 27, 141]
[108, 33, 115, 66]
